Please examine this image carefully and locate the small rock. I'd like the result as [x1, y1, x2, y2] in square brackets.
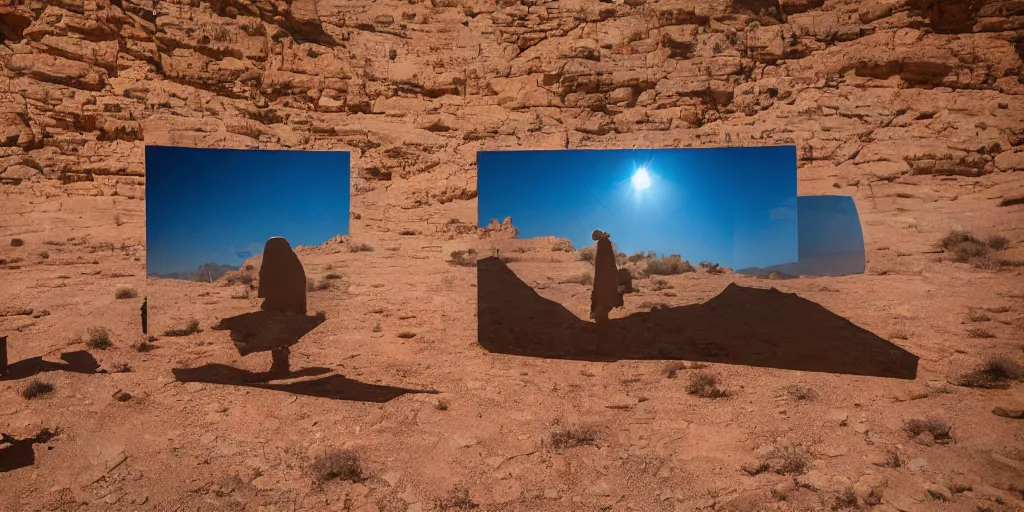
[796, 470, 830, 491]
[133, 495, 149, 505]
[774, 480, 796, 497]
[992, 407, 1024, 419]
[206, 403, 228, 413]
[183, 382, 204, 393]
[586, 480, 614, 496]
[543, 488, 560, 499]
[913, 432, 935, 447]
[854, 423, 870, 434]
[103, 493, 121, 504]
[112, 390, 131, 402]
[826, 409, 850, 425]
[925, 483, 951, 501]
[907, 458, 928, 472]
[381, 471, 400, 487]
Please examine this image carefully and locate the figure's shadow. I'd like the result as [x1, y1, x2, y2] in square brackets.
[171, 364, 434, 402]
[212, 311, 325, 356]
[0, 351, 104, 382]
[478, 257, 919, 379]
[0, 429, 56, 474]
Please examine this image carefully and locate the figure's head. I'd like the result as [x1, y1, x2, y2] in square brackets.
[591, 230, 610, 241]
[264, 236, 291, 255]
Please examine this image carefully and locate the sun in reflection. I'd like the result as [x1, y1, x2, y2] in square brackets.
[631, 166, 652, 191]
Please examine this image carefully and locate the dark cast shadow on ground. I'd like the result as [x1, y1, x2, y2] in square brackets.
[478, 256, 919, 379]
[0, 351, 105, 382]
[0, 429, 56, 474]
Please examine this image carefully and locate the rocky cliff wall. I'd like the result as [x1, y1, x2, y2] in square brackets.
[1, 0, 1022, 233]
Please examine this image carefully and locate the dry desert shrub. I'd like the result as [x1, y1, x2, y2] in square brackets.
[956, 355, 1024, 389]
[768, 444, 809, 475]
[905, 418, 952, 443]
[87, 327, 112, 349]
[223, 271, 254, 285]
[699, 260, 726, 274]
[551, 238, 575, 252]
[561, 272, 593, 285]
[651, 278, 673, 291]
[987, 234, 1010, 250]
[348, 242, 373, 253]
[307, 278, 331, 291]
[10, 238, 24, 247]
[310, 449, 363, 483]
[449, 249, 477, 267]
[324, 273, 342, 280]
[645, 254, 695, 275]
[579, 246, 596, 263]
[967, 328, 995, 339]
[22, 380, 54, 399]
[437, 487, 478, 510]
[686, 371, 729, 398]
[38, 251, 49, 259]
[313, 311, 327, 322]
[133, 341, 157, 352]
[939, 230, 1019, 269]
[436, 399, 449, 411]
[832, 487, 859, 510]
[549, 424, 599, 449]
[164, 318, 201, 337]
[115, 286, 137, 299]
[785, 384, 818, 401]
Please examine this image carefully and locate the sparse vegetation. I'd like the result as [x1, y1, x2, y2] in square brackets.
[397, 332, 416, 339]
[967, 312, 991, 322]
[651, 278, 672, 291]
[224, 271, 255, 286]
[22, 380, 54, 399]
[308, 278, 331, 292]
[883, 451, 902, 468]
[905, 418, 952, 443]
[313, 311, 327, 322]
[500, 255, 520, 264]
[87, 327, 112, 349]
[449, 249, 477, 267]
[664, 362, 688, 378]
[939, 230, 1017, 269]
[437, 487, 479, 510]
[10, 238, 24, 247]
[579, 247, 596, 263]
[115, 286, 137, 299]
[832, 487, 859, 509]
[112, 362, 132, 373]
[38, 251, 49, 259]
[550, 424, 599, 449]
[114, 213, 124, 226]
[324, 273, 342, 280]
[967, 328, 995, 339]
[988, 235, 1010, 250]
[231, 289, 250, 299]
[698, 260, 725, 274]
[348, 242, 373, 253]
[164, 318, 201, 337]
[956, 355, 1024, 389]
[134, 341, 156, 352]
[770, 445, 809, 475]
[310, 449, 363, 483]
[686, 371, 729, 398]
[436, 399, 449, 411]
[645, 254, 695, 275]
[562, 272, 593, 285]
[785, 384, 818, 401]
[551, 239, 575, 252]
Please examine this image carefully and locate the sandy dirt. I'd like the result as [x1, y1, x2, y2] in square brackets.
[1, 173, 1024, 511]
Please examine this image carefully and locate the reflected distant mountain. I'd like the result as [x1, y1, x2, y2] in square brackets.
[150, 262, 239, 281]
[736, 251, 865, 278]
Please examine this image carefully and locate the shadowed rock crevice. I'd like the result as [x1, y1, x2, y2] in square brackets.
[478, 257, 918, 379]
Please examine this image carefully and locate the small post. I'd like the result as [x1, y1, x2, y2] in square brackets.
[0, 336, 8, 376]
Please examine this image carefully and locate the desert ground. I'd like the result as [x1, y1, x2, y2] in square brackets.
[2, 166, 1024, 512]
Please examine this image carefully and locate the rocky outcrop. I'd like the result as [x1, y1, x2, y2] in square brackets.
[0, 0, 1021, 226]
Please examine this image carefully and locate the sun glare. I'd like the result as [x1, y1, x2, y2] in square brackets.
[631, 167, 652, 191]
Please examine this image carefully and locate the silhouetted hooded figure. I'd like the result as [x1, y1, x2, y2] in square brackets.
[140, 298, 147, 335]
[258, 237, 307, 315]
[590, 229, 623, 324]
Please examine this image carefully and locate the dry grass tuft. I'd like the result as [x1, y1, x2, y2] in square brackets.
[550, 424, 599, 449]
[957, 355, 1024, 389]
[449, 249, 477, 267]
[87, 327, 112, 349]
[686, 371, 729, 398]
[785, 384, 818, 401]
[115, 286, 137, 299]
[164, 318, 201, 337]
[645, 254, 695, 275]
[905, 418, 952, 442]
[437, 487, 479, 510]
[967, 328, 995, 339]
[347, 242, 374, 253]
[310, 449, 363, 483]
[22, 380, 54, 399]
[769, 445, 809, 475]
[561, 272, 593, 285]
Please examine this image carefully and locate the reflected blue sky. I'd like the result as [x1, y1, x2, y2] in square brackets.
[478, 147, 799, 270]
[146, 146, 350, 276]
